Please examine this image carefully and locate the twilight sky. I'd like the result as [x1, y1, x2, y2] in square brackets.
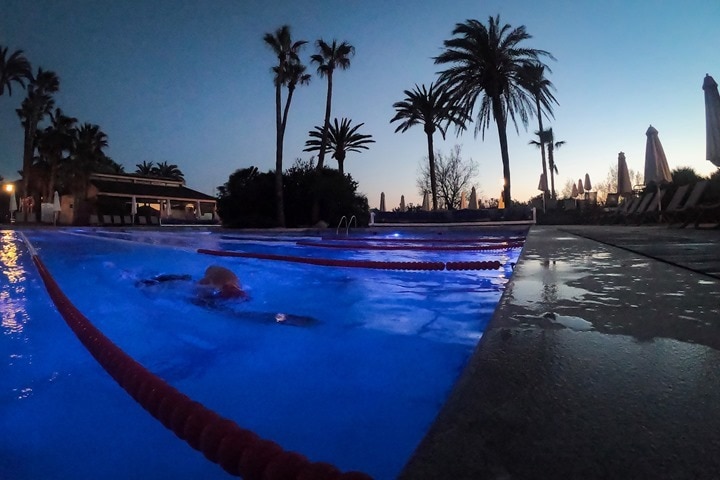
[1, 0, 719, 209]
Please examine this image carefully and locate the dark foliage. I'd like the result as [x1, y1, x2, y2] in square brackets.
[216, 160, 369, 228]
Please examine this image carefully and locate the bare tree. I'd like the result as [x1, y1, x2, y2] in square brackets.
[417, 145, 478, 209]
[594, 163, 643, 202]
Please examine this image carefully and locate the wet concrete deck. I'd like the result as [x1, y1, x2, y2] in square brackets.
[400, 225, 720, 479]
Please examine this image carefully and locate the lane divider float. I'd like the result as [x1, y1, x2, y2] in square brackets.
[197, 248, 510, 271]
[295, 240, 524, 251]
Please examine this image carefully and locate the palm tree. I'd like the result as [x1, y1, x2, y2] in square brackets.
[17, 68, 60, 197]
[152, 161, 184, 180]
[310, 39, 355, 170]
[37, 107, 77, 199]
[63, 123, 109, 222]
[0, 46, 31, 96]
[390, 82, 468, 210]
[135, 160, 155, 175]
[435, 15, 554, 206]
[530, 128, 565, 198]
[518, 62, 558, 199]
[304, 118, 374, 176]
[264, 25, 308, 227]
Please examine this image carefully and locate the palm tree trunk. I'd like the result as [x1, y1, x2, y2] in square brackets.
[21, 122, 36, 198]
[426, 132, 438, 210]
[317, 73, 333, 170]
[274, 82, 285, 227]
[492, 97, 511, 207]
[337, 153, 345, 176]
[548, 144, 556, 200]
[535, 98, 549, 199]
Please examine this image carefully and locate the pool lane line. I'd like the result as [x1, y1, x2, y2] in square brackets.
[295, 240, 525, 251]
[318, 236, 527, 244]
[197, 248, 507, 271]
[18, 232, 373, 480]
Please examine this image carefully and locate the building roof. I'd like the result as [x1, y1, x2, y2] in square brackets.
[90, 175, 216, 203]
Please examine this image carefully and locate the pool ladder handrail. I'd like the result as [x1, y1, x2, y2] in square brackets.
[335, 215, 357, 235]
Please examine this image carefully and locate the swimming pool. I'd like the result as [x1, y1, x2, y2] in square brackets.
[1, 228, 525, 479]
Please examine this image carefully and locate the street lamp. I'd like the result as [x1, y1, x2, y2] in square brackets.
[4, 184, 16, 223]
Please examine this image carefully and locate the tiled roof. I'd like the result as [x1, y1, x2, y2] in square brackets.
[91, 179, 216, 202]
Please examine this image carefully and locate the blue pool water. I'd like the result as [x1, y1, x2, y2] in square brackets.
[1, 228, 524, 479]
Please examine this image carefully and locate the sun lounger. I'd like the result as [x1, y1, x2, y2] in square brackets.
[89, 214, 100, 226]
[598, 195, 640, 224]
[123, 215, 132, 225]
[663, 180, 709, 227]
[101, 214, 112, 225]
[631, 190, 669, 224]
[149, 216, 159, 225]
[138, 216, 147, 225]
[112, 215, 122, 225]
[622, 192, 658, 224]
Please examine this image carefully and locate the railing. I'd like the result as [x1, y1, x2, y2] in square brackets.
[336, 215, 357, 235]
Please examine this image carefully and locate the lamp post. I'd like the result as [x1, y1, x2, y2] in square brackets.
[4, 184, 15, 223]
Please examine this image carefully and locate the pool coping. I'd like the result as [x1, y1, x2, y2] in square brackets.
[399, 225, 720, 479]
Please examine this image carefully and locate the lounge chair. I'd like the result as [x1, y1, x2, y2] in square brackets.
[112, 215, 122, 225]
[89, 214, 100, 226]
[101, 214, 112, 225]
[622, 192, 659, 224]
[149, 216, 159, 225]
[138, 216, 148, 225]
[693, 202, 720, 229]
[598, 195, 640, 224]
[630, 190, 669, 224]
[663, 180, 709, 227]
[123, 215, 132, 225]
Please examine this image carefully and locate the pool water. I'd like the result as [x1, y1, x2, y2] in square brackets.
[1, 228, 523, 479]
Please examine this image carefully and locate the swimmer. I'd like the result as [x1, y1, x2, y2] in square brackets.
[197, 265, 247, 300]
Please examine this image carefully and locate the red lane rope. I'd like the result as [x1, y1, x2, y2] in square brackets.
[295, 240, 525, 252]
[198, 249, 446, 271]
[197, 249, 507, 271]
[320, 236, 526, 244]
[30, 254, 372, 480]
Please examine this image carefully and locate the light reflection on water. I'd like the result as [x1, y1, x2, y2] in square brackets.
[1, 232, 29, 336]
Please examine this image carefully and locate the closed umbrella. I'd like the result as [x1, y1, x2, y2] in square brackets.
[460, 191, 467, 209]
[468, 186, 477, 210]
[704, 74, 720, 167]
[538, 173, 548, 192]
[379, 192, 386, 212]
[421, 191, 430, 211]
[584, 174, 592, 192]
[577, 179, 584, 196]
[644, 125, 672, 185]
[571, 183, 579, 198]
[52, 191, 61, 225]
[399, 195, 406, 212]
[617, 152, 633, 195]
[9, 191, 17, 215]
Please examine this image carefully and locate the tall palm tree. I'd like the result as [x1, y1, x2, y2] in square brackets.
[64, 123, 109, 221]
[310, 39, 355, 169]
[17, 68, 60, 197]
[530, 128, 564, 198]
[264, 25, 308, 227]
[37, 107, 77, 199]
[518, 62, 558, 199]
[0, 46, 31, 96]
[435, 15, 554, 206]
[135, 160, 155, 175]
[390, 82, 468, 210]
[304, 117, 374, 176]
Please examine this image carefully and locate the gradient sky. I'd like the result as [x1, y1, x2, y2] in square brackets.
[1, 0, 719, 209]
